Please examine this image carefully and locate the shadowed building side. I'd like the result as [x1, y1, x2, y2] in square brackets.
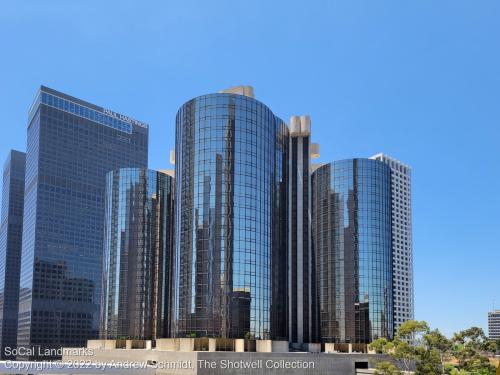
[288, 115, 321, 347]
[0, 150, 26, 359]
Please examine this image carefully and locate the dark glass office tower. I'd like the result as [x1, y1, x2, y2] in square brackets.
[100, 168, 174, 340]
[173, 87, 288, 340]
[288, 115, 316, 346]
[0, 150, 26, 358]
[311, 159, 393, 343]
[18, 86, 148, 357]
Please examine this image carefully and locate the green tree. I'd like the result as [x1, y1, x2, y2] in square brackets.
[374, 361, 402, 375]
[424, 329, 453, 373]
[369, 321, 497, 375]
[452, 327, 495, 375]
[453, 327, 489, 351]
[392, 340, 416, 373]
[392, 320, 431, 372]
[482, 339, 499, 356]
[416, 348, 442, 375]
[397, 320, 430, 343]
[447, 367, 468, 375]
[370, 338, 394, 354]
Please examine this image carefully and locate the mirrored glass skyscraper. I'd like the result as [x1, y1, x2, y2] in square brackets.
[100, 168, 174, 340]
[0, 150, 25, 359]
[18, 86, 148, 357]
[312, 159, 393, 343]
[173, 87, 288, 340]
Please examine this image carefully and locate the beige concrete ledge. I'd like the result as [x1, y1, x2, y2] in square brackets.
[234, 339, 244, 352]
[256, 340, 289, 353]
[156, 338, 179, 351]
[87, 340, 105, 349]
[256, 339, 272, 352]
[323, 343, 336, 353]
[179, 338, 195, 352]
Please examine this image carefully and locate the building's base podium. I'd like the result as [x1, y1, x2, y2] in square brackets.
[63, 344, 401, 375]
[89, 339, 368, 353]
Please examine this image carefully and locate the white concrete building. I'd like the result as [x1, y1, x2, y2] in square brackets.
[370, 153, 414, 331]
[488, 310, 500, 340]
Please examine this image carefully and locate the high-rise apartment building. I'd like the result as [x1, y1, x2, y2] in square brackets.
[370, 153, 414, 331]
[489, 310, 500, 340]
[18, 86, 148, 357]
[100, 168, 174, 340]
[172, 86, 289, 340]
[311, 159, 394, 343]
[0, 150, 26, 358]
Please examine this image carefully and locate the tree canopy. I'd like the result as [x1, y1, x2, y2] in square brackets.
[369, 321, 497, 375]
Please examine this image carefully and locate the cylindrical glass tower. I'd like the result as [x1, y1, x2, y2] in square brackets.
[100, 168, 174, 340]
[173, 92, 288, 340]
[311, 159, 393, 343]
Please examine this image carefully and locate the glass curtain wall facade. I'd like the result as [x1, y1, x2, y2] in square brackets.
[100, 168, 174, 340]
[0, 150, 26, 358]
[312, 159, 393, 343]
[18, 86, 148, 357]
[173, 92, 288, 340]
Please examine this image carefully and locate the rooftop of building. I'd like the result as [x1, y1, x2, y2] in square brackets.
[28, 85, 149, 130]
[370, 152, 412, 171]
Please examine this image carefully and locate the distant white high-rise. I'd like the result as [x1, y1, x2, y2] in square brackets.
[370, 153, 414, 331]
[489, 310, 500, 340]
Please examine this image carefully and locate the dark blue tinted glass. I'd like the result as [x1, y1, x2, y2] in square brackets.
[173, 93, 288, 340]
[312, 159, 393, 343]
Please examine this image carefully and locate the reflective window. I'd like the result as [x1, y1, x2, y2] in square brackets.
[17, 87, 148, 358]
[312, 159, 393, 343]
[173, 93, 288, 340]
[100, 169, 174, 340]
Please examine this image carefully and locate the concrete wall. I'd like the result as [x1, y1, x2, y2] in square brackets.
[323, 343, 336, 353]
[156, 338, 180, 351]
[272, 341, 289, 353]
[64, 350, 395, 375]
[179, 338, 195, 352]
[303, 343, 321, 353]
[256, 340, 272, 352]
[87, 340, 105, 349]
[192, 352, 390, 375]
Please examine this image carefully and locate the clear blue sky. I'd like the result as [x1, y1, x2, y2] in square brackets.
[1, 1, 498, 337]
